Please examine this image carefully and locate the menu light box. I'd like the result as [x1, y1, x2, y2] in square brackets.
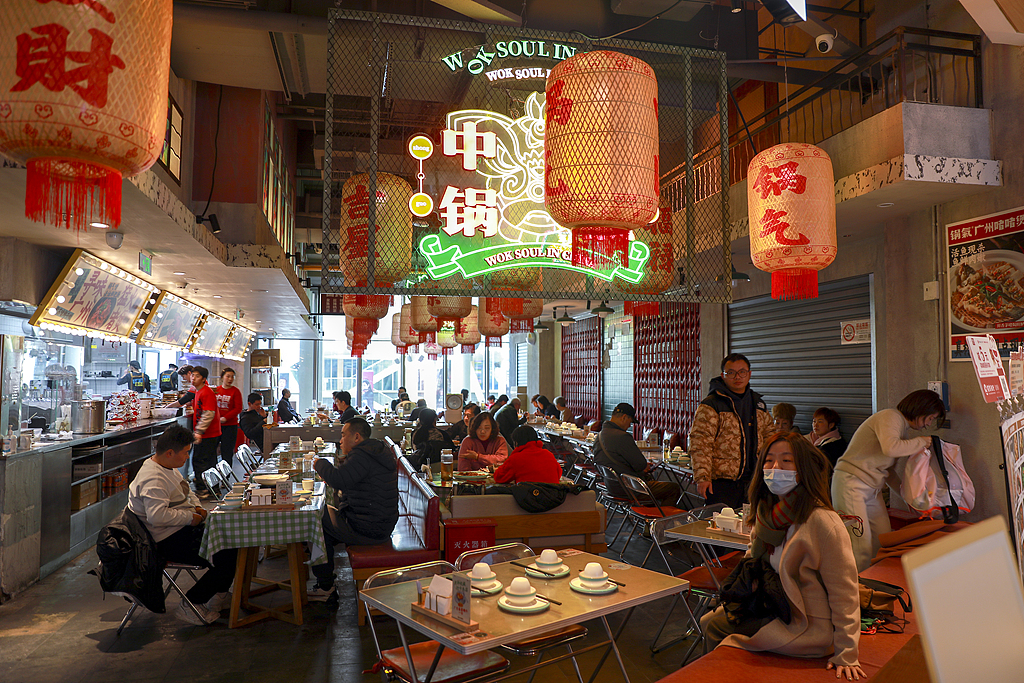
[137, 291, 206, 351]
[190, 313, 234, 356]
[221, 324, 256, 361]
[30, 249, 160, 342]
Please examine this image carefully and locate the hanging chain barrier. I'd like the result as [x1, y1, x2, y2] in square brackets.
[322, 9, 732, 305]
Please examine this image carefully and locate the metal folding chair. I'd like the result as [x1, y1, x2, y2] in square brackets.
[363, 561, 510, 683]
[115, 561, 206, 635]
[216, 459, 240, 485]
[201, 468, 228, 501]
[617, 474, 686, 562]
[454, 543, 587, 683]
[593, 464, 635, 551]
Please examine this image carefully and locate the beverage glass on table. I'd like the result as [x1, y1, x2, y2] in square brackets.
[440, 450, 454, 484]
[302, 458, 315, 491]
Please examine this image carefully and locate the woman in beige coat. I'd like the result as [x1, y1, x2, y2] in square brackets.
[701, 432, 865, 680]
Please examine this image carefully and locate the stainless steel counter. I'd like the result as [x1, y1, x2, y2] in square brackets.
[2, 416, 187, 460]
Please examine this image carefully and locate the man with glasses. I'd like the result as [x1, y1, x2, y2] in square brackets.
[446, 403, 481, 443]
[688, 353, 772, 508]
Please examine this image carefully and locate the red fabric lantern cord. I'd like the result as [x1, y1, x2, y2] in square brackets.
[509, 319, 534, 333]
[772, 269, 819, 301]
[26, 158, 122, 231]
[486, 337, 503, 348]
[571, 227, 629, 268]
[499, 298, 524, 316]
[460, 344, 476, 354]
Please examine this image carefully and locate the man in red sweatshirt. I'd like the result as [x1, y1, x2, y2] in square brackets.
[190, 366, 221, 495]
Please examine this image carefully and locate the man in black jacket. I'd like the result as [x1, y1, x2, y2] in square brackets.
[309, 417, 399, 601]
[333, 390, 357, 423]
[593, 403, 680, 506]
[277, 388, 299, 423]
[446, 403, 481, 442]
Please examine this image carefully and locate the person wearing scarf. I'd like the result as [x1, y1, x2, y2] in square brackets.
[810, 407, 847, 469]
[457, 412, 508, 470]
[701, 433, 864, 681]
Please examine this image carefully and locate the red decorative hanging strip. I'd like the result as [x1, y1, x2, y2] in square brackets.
[460, 344, 476, 354]
[485, 298, 502, 315]
[571, 227, 629, 268]
[26, 158, 122, 231]
[485, 337, 502, 348]
[509, 318, 533, 333]
[631, 302, 661, 318]
[499, 298, 524, 316]
[623, 301, 633, 315]
[771, 269, 818, 300]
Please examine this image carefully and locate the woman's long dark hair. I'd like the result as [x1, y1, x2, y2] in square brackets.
[413, 408, 439, 443]
[469, 412, 499, 444]
[747, 432, 834, 525]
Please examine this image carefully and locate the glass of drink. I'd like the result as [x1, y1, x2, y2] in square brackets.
[440, 450, 454, 485]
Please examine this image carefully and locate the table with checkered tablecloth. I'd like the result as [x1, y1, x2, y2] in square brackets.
[199, 491, 327, 565]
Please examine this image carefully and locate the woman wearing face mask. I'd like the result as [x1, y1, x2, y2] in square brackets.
[701, 433, 864, 680]
[831, 390, 945, 571]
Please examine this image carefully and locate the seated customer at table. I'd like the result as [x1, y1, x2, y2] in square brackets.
[310, 418, 399, 601]
[127, 425, 237, 625]
[495, 397, 527, 443]
[277, 389, 299, 423]
[239, 392, 267, 453]
[410, 409, 455, 468]
[409, 399, 428, 422]
[700, 432, 863, 680]
[809, 406, 846, 469]
[447, 403, 481, 443]
[334, 390, 357, 423]
[493, 426, 562, 484]
[554, 396, 573, 423]
[593, 402, 680, 506]
[391, 386, 407, 411]
[458, 412, 509, 470]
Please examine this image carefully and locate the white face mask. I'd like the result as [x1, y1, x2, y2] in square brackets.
[763, 468, 799, 496]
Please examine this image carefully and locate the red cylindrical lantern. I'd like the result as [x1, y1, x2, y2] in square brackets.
[455, 305, 481, 353]
[410, 295, 438, 343]
[0, 0, 173, 231]
[544, 50, 659, 268]
[398, 303, 420, 354]
[499, 298, 544, 333]
[343, 292, 390, 341]
[338, 172, 413, 287]
[747, 143, 836, 300]
[426, 295, 472, 326]
[478, 298, 510, 347]
[422, 340, 441, 361]
[390, 312, 408, 355]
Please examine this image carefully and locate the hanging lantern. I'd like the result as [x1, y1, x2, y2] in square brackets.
[455, 306, 481, 353]
[747, 143, 836, 300]
[423, 340, 442, 361]
[437, 323, 458, 357]
[390, 312, 409, 355]
[343, 292, 390, 340]
[544, 50, 659, 269]
[492, 266, 541, 296]
[410, 295, 438, 343]
[398, 303, 420, 354]
[478, 298, 510, 347]
[0, 0, 173, 231]
[338, 172, 413, 287]
[426, 289, 472, 327]
[499, 298, 544, 333]
[621, 204, 677, 317]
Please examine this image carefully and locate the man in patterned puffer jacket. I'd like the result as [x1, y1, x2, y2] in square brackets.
[688, 353, 773, 509]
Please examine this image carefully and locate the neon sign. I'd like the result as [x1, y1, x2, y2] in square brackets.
[440, 41, 578, 75]
[411, 91, 649, 285]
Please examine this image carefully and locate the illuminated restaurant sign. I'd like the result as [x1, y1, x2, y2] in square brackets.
[440, 41, 578, 75]
[191, 313, 234, 356]
[30, 250, 159, 342]
[138, 291, 205, 351]
[410, 92, 651, 284]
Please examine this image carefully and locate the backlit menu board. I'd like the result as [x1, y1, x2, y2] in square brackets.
[137, 292, 205, 350]
[221, 325, 256, 361]
[30, 250, 159, 341]
[191, 313, 234, 355]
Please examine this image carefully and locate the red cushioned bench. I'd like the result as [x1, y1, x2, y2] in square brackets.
[347, 441, 440, 624]
[656, 557, 917, 683]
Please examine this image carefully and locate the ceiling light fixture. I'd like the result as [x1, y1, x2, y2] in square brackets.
[591, 301, 614, 319]
[196, 213, 221, 234]
[533, 320, 549, 332]
[716, 265, 751, 287]
[877, 202, 895, 208]
[557, 307, 575, 327]
[173, 271, 185, 276]
[89, 221, 109, 229]
[731, 0, 743, 12]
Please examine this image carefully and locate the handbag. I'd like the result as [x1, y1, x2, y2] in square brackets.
[858, 577, 912, 614]
[895, 435, 975, 523]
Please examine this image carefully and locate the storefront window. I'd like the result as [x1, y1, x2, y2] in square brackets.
[448, 346, 485, 406]
[321, 316, 358, 405]
[488, 344, 510, 399]
[274, 338, 315, 413]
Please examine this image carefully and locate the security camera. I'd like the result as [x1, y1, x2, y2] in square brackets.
[106, 230, 124, 250]
[816, 34, 835, 53]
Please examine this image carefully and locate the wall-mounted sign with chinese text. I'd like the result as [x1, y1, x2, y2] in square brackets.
[411, 92, 651, 286]
[948, 205, 1024, 359]
[190, 313, 234, 356]
[137, 291, 205, 351]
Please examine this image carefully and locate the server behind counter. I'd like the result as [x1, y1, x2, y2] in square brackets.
[117, 361, 151, 393]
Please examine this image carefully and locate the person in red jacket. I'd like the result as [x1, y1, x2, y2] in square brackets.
[493, 426, 563, 484]
[214, 367, 243, 466]
[190, 366, 221, 495]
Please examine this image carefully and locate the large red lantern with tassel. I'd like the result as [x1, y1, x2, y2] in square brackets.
[410, 295, 438, 343]
[478, 298, 510, 347]
[0, 0, 173, 231]
[338, 172, 413, 287]
[544, 50, 659, 269]
[343, 292, 390, 341]
[455, 306, 481, 353]
[747, 143, 836, 300]
[499, 298, 544, 333]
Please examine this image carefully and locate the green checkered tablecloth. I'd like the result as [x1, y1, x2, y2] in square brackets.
[200, 495, 328, 565]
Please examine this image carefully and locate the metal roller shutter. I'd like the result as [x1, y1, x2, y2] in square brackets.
[727, 275, 873, 441]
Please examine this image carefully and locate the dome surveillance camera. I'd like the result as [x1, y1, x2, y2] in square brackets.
[106, 230, 124, 250]
[816, 33, 835, 53]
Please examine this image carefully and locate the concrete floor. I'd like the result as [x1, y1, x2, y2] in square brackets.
[0, 520, 704, 683]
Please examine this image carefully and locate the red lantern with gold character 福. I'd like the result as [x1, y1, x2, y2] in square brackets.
[0, 0, 173, 231]
[544, 50, 659, 269]
[747, 143, 836, 300]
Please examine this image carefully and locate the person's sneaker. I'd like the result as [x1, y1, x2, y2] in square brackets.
[307, 584, 337, 602]
[174, 601, 219, 625]
[205, 592, 232, 612]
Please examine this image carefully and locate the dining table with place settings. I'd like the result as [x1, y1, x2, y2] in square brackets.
[359, 549, 689, 683]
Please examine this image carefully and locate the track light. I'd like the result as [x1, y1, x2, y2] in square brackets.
[731, 0, 743, 13]
[196, 213, 221, 234]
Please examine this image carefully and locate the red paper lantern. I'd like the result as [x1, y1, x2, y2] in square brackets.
[343, 292, 390, 341]
[455, 305, 481, 353]
[478, 298, 510, 347]
[544, 50, 659, 268]
[410, 295, 438, 343]
[398, 303, 420, 353]
[422, 340, 442, 361]
[747, 143, 836, 300]
[499, 298, 544, 333]
[0, 0, 173, 231]
[426, 295, 472, 326]
[338, 172, 413, 287]
[390, 312, 409, 355]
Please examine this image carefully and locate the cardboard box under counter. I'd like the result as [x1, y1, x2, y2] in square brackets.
[71, 479, 99, 511]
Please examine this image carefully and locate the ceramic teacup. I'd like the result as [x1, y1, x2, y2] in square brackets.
[470, 562, 494, 583]
[536, 549, 561, 571]
[580, 562, 608, 588]
[505, 577, 536, 605]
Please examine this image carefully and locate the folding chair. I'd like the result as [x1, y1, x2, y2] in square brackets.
[617, 474, 686, 562]
[594, 464, 635, 551]
[200, 468, 229, 501]
[454, 543, 587, 683]
[364, 561, 510, 683]
[216, 459, 240, 485]
[115, 561, 206, 635]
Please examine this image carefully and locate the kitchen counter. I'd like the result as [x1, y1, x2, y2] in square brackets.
[2, 416, 186, 460]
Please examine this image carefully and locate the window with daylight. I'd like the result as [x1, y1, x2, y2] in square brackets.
[157, 94, 182, 183]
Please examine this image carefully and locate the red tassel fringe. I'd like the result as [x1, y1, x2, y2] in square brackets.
[428, 353, 438, 360]
[509, 319, 533, 333]
[571, 227, 629, 269]
[771, 269, 819, 301]
[26, 158, 122, 231]
[441, 347, 452, 356]
[486, 337, 502, 348]
[460, 344, 476, 354]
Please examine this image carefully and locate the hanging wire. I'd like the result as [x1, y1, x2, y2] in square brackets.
[572, 0, 688, 41]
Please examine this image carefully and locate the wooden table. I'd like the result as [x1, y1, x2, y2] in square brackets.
[359, 549, 688, 683]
